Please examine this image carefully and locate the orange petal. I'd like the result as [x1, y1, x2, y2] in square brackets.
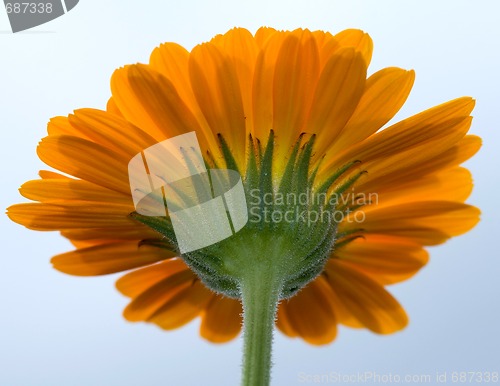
[68, 108, 159, 158]
[332, 29, 373, 66]
[47, 116, 87, 138]
[106, 97, 123, 116]
[68, 239, 119, 248]
[275, 302, 299, 338]
[254, 26, 280, 47]
[362, 167, 473, 207]
[211, 28, 259, 135]
[346, 132, 479, 200]
[307, 48, 367, 156]
[149, 43, 221, 155]
[37, 135, 131, 194]
[116, 259, 188, 297]
[7, 203, 135, 231]
[61, 226, 160, 242]
[252, 31, 286, 139]
[330, 67, 415, 153]
[279, 276, 337, 345]
[189, 43, 247, 167]
[38, 170, 71, 179]
[111, 64, 206, 145]
[20, 178, 133, 207]
[326, 281, 364, 328]
[149, 280, 212, 330]
[121, 265, 195, 322]
[272, 30, 320, 159]
[324, 97, 475, 171]
[51, 241, 174, 276]
[325, 260, 408, 334]
[366, 115, 471, 174]
[334, 235, 429, 285]
[149, 42, 195, 111]
[383, 134, 482, 184]
[340, 201, 481, 245]
[200, 295, 242, 343]
[311, 30, 337, 66]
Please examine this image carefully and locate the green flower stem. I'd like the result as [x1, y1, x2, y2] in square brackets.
[132, 132, 355, 385]
[240, 259, 282, 386]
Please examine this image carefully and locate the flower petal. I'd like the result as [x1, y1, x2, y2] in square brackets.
[51, 241, 174, 276]
[200, 295, 242, 343]
[341, 201, 481, 245]
[252, 31, 286, 140]
[121, 263, 195, 322]
[37, 135, 131, 194]
[148, 280, 212, 330]
[7, 203, 135, 230]
[106, 97, 123, 116]
[111, 64, 208, 146]
[149, 42, 221, 155]
[349, 134, 480, 202]
[363, 167, 473, 207]
[254, 26, 280, 47]
[307, 48, 367, 156]
[325, 260, 408, 334]
[332, 29, 373, 66]
[189, 42, 247, 167]
[20, 178, 133, 207]
[68, 108, 158, 158]
[327, 282, 363, 328]
[116, 259, 188, 297]
[279, 276, 337, 345]
[47, 116, 87, 138]
[380, 135, 482, 185]
[61, 226, 160, 242]
[149, 42, 195, 111]
[333, 235, 429, 285]
[323, 97, 475, 172]
[330, 67, 415, 153]
[272, 30, 320, 160]
[38, 170, 69, 179]
[275, 303, 299, 338]
[211, 28, 259, 135]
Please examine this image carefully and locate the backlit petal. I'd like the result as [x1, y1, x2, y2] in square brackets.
[51, 241, 174, 276]
[200, 296, 242, 343]
[325, 260, 408, 334]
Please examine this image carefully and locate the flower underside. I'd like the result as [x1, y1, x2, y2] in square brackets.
[6, 27, 481, 351]
[134, 130, 366, 299]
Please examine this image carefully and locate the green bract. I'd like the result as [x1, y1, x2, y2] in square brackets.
[132, 131, 365, 299]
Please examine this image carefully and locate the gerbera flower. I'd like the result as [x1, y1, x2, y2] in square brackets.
[7, 27, 480, 385]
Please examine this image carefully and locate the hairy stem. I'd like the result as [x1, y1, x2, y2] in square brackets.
[240, 262, 282, 386]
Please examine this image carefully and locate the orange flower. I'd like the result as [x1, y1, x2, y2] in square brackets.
[7, 27, 480, 346]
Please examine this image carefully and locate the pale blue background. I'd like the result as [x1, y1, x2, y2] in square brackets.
[1, 1, 499, 385]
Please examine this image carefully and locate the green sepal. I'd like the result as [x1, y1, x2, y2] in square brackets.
[130, 131, 364, 300]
